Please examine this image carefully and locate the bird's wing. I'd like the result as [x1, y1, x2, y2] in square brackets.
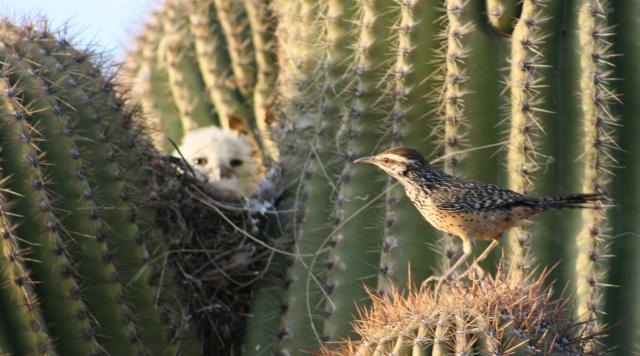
[432, 178, 534, 212]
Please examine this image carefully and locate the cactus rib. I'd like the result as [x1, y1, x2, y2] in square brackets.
[506, 0, 547, 283]
[8, 39, 143, 355]
[0, 168, 53, 355]
[0, 53, 101, 356]
[574, 0, 616, 343]
[212, 0, 257, 98]
[434, 0, 473, 272]
[162, 0, 216, 132]
[275, 0, 326, 352]
[245, 0, 279, 160]
[322, 0, 393, 345]
[188, 1, 265, 166]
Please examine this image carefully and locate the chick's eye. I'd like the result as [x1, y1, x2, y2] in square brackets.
[193, 157, 208, 166]
[382, 157, 390, 164]
[229, 158, 243, 167]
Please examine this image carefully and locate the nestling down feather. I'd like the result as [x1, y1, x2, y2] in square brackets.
[175, 126, 259, 197]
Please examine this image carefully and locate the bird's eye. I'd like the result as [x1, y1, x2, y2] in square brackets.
[229, 158, 243, 167]
[193, 157, 208, 166]
[382, 157, 390, 164]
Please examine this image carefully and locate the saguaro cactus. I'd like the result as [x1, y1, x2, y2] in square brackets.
[0, 22, 201, 355]
[117, 0, 640, 354]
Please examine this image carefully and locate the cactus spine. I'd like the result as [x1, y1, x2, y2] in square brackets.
[328, 270, 604, 355]
[574, 0, 615, 341]
[506, 0, 546, 283]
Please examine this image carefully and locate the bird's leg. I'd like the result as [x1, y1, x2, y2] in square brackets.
[461, 239, 500, 280]
[474, 239, 500, 265]
[444, 237, 474, 280]
[423, 237, 474, 287]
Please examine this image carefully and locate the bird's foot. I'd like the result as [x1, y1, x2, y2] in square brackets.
[421, 272, 455, 290]
[462, 263, 486, 281]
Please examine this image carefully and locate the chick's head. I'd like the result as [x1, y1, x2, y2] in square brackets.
[176, 126, 259, 196]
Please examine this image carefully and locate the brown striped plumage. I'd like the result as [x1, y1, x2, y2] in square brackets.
[355, 146, 606, 281]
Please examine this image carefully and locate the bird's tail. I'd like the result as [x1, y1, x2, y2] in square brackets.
[541, 193, 608, 209]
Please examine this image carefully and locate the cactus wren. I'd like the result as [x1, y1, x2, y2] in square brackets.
[355, 146, 605, 281]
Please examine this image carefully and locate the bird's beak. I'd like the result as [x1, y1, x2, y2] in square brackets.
[354, 156, 376, 164]
[219, 163, 234, 178]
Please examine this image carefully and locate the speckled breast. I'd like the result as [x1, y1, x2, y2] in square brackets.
[415, 199, 539, 240]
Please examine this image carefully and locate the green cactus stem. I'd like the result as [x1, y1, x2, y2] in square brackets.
[574, 0, 616, 342]
[0, 22, 201, 354]
[8, 40, 143, 355]
[608, 1, 640, 353]
[275, 0, 326, 353]
[241, 240, 290, 355]
[506, 0, 546, 283]
[322, 0, 394, 345]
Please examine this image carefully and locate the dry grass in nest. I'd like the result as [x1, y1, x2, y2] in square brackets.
[323, 267, 611, 355]
[146, 151, 287, 355]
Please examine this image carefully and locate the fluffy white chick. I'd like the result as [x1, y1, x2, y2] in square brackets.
[176, 126, 259, 197]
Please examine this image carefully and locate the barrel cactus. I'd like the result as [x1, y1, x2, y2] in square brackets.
[323, 268, 607, 355]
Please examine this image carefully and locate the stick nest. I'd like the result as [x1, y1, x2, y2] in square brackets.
[147, 151, 287, 355]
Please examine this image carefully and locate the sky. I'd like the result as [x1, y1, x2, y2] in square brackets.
[0, 0, 158, 60]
